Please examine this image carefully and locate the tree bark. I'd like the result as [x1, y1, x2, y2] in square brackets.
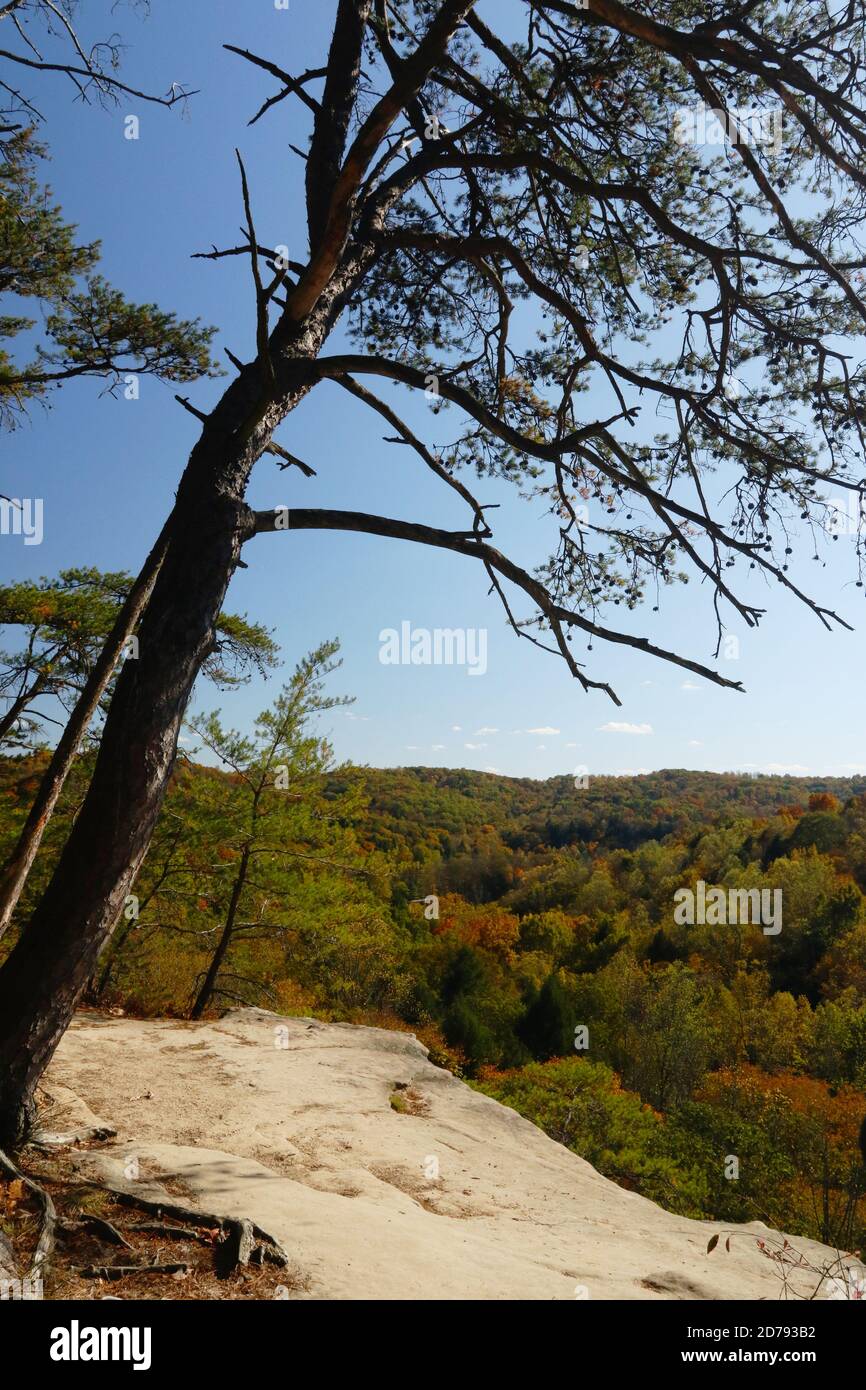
[0, 492, 246, 1140]
[0, 518, 171, 938]
[0, 319, 337, 1144]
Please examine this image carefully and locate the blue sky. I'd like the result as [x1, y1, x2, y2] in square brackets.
[3, 0, 866, 781]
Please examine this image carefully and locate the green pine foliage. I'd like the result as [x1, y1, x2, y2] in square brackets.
[0, 566, 279, 748]
[0, 129, 219, 426]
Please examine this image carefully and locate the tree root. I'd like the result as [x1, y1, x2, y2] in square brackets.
[108, 1189, 289, 1271]
[31, 1124, 117, 1150]
[127, 1220, 216, 1244]
[0, 1144, 56, 1282]
[61, 1214, 135, 1249]
[76, 1261, 191, 1280]
[1, 1146, 290, 1287]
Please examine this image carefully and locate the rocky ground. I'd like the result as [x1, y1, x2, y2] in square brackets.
[34, 1008, 865, 1301]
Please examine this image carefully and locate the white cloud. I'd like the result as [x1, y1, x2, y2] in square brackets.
[451, 724, 462, 732]
[464, 742, 487, 750]
[484, 766, 501, 774]
[599, 721, 653, 735]
[525, 726, 560, 736]
[474, 726, 499, 735]
[431, 744, 445, 751]
[681, 681, 700, 692]
[688, 739, 703, 747]
[566, 741, 578, 749]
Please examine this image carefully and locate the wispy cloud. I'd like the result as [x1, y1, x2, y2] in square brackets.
[525, 726, 560, 736]
[599, 721, 653, 735]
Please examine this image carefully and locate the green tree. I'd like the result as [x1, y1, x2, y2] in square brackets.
[180, 640, 373, 1018]
[768, 852, 863, 999]
[441, 1000, 497, 1075]
[812, 998, 866, 1089]
[1, 129, 217, 426]
[0, 568, 279, 938]
[0, 567, 278, 747]
[590, 956, 715, 1110]
[518, 971, 575, 1060]
[481, 1057, 705, 1214]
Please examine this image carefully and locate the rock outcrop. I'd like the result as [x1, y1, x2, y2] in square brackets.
[41, 1009, 863, 1300]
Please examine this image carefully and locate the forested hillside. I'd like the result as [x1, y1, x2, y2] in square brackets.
[3, 751, 865, 1257]
[332, 764, 866, 888]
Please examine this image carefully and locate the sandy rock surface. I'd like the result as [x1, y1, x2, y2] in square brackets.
[40, 1008, 862, 1301]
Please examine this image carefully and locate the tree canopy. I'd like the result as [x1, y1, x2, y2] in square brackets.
[0, 566, 279, 748]
[240, 0, 866, 700]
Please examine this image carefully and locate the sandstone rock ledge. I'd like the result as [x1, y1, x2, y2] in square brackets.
[40, 1008, 863, 1301]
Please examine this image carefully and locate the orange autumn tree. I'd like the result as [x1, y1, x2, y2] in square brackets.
[424, 892, 521, 962]
[697, 1066, 866, 1249]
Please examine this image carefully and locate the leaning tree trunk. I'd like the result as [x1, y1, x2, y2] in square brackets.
[0, 499, 244, 1140]
[0, 518, 172, 939]
[190, 845, 251, 1019]
[0, 330, 329, 1144]
[0, 0, 468, 1143]
[0, 673, 47, 746]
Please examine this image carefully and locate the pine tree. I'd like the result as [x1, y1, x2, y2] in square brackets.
[0, 569, 278, 935]
[5, 0, 866, 1142]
